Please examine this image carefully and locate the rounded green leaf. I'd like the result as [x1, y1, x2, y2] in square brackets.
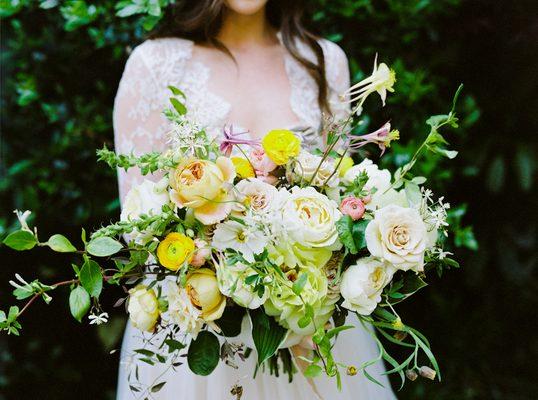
[3, 230, 37, 251]
[69, 286, 90, 322]
[79, 259, 103, 298]
[87, 236, 123, 257]
[47, 234, 77, 252]
[187, 331, 220, 376]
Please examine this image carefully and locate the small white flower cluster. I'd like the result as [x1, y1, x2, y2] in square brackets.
[166, 115, 208, 157]
[420, 187, 450, 236]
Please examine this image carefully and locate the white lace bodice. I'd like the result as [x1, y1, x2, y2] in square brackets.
[113, 35, 350, 199]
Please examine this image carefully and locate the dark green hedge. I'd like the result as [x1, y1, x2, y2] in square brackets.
[1, 1, 536, 399]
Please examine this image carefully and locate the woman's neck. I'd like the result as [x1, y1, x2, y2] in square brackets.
[217, 8, 276, 50]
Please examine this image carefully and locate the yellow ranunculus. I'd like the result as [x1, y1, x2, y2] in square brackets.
[231, 157, 255, 179]
[157, 232, 195, 271]
[338, 156, 354, 177]
[185, 268, 226, 321]
[261, 129, 301, 165]
[127, 285, 160, 332]
[170, 157, 236, 225]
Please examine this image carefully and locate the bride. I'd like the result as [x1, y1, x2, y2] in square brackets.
[114, 0, 396, 399]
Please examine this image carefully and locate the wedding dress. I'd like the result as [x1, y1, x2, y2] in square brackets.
[114, 35, 396, 400]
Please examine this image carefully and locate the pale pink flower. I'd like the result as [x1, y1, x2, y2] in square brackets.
[249, 147, 277, 176]
[191, 239, 211, 267]
[347, 122, 399, 156]
[340, 196, 366, 220]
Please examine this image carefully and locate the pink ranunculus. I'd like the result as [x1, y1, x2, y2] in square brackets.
[191, 239, 211, 267]
[250, 147, 277, 176]
[340, 196, 366, 220]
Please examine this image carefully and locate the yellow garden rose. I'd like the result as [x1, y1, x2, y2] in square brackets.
[231, 157, 255, 179]
[261, 129, 301, 165]
[170, 157, 236, 224]
[185, 268, 226, 321]
[157, 232, 195, 271]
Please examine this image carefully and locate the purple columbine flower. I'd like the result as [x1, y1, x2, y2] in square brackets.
[347, 122, 400, 156]
[219, 125, 260, 157]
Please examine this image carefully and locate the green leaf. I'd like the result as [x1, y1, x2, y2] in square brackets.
[3, 230, 37, 250]
[69, 286, 90, 322]
[187, 331, 220, 376]
[292, 273, 308, 295]
[401, 274, 427, 295]
[164, 339, 186, 353]
[169, 97, 187, 115]
[79, 259, 103, 297]
[168, 85, 186, 98]
[249, 309, 287, 365]
[336, 215, 358, 254]
[404, 182, 422, 206]
[351, 219, 369, 250]
[303, 364, 323, 378]
[215, 306, 245, 337]
[150, 382, 166, 393]
[87, 237, 123, 257]
[47, 234, 77, 252]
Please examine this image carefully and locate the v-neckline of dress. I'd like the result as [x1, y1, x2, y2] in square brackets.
[180, 33, 307, 139]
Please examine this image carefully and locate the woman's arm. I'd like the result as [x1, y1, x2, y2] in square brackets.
[113, 43, 169, 202]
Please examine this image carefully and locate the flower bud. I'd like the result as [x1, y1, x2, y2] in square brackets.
[405, 369, 418, 381]
[419, 366, 436, 380]
[190, 239, 210, 267]
[347, 366, 358, 376]
[394, 331, 408, 341]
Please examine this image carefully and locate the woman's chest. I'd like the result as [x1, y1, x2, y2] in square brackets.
[182, 47, 302, 139]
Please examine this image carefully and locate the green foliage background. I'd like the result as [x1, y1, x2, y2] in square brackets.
[0, 0, 536, 399]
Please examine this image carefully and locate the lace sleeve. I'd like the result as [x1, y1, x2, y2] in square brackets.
[113, 43, 170, 202]
[320, 39, 351, 122]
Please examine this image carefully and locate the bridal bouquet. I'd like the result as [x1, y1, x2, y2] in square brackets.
[1, 58, 462, 394]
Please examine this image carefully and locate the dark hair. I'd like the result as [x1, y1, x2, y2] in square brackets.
[151, 0, 329, 114]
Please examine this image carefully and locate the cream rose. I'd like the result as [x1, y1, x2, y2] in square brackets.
[166, 282, 203, 338]
[127, 285, 160, 332]
[216, 261, 268, 309]
[294, 151, 339, 187]
[170, 157, 236, 225]
[120, 179, 170, 244]
[234, 178, 278, 214]
[365, 205, 428, 272]
[279, 187, 342, 249]
[340, 257, 395, 315]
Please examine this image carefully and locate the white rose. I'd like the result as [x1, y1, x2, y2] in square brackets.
[165, 282, 203, 338]
[368, 188, 409, 210]
[120, 179, 170, 244]
[343, 159, 391, 208]
[127, 285, 160, 332]
[294, 151, 339, 187]
[365, 205, 428, 272]
[340, 257, 395, 315]
[234, 178, 279, 214]
[216, 261, 268, 309]
[279, 187, 342, 249]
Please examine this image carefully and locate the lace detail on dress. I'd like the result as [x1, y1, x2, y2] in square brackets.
[113, 36, 350, 198]
[180, 61, 231, 139]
